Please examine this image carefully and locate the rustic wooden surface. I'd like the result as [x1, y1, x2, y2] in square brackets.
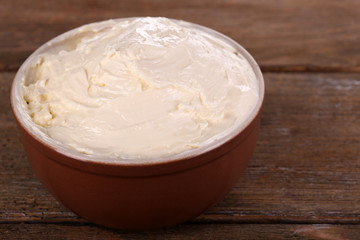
[1, 0, 360, 239]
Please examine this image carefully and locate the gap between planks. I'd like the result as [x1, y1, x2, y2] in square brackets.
[1, 216, 360, 225]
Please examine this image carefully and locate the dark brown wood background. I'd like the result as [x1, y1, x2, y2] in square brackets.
[1, 0, 360, 239]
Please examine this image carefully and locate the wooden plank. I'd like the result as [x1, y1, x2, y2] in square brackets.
[1, 0, 360, 72]
[1, 224, 360, 240]
[2, 72, 360, 224]
[202, 72, 360, 223]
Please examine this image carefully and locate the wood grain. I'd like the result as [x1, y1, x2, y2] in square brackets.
[2, 72, 359, 225]
[1, 224, 360, 240]
[2, 1, 360, 236]
[1, 0, 360, 72]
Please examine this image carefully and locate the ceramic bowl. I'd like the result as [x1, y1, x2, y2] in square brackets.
[11, 18, 264, 230]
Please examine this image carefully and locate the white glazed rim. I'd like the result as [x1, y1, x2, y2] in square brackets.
[11, 17, 265, 166]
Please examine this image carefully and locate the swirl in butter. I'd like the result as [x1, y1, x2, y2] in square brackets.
[22, 17, 259, 159]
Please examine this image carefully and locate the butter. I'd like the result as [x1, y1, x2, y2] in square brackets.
[21, 17, 259, 160]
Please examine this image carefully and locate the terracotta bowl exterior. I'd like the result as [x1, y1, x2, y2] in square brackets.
[11, 18, 264, 230]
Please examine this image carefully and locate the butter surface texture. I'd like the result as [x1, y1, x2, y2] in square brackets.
[22, 17, 259, 159]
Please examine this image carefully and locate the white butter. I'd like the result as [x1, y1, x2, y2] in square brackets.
[21, 17, 259, 159]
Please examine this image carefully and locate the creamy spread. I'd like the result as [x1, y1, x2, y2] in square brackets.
[21, 17, 259, 159]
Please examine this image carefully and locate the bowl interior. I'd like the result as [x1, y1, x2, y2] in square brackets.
[11, 18, 265, 167]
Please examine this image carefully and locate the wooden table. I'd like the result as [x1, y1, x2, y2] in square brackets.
[1, 1, 360, 239]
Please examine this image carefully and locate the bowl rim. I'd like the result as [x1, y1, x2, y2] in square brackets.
[11, 17, 265, 172]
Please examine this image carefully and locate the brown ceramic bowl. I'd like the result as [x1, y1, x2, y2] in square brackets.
[11, 18, 264, 230]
